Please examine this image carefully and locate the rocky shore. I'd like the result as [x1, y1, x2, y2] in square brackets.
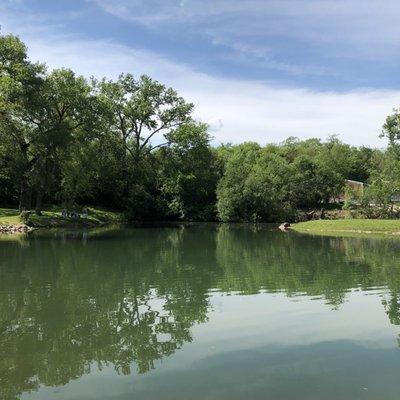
[0, 224, 35, 234]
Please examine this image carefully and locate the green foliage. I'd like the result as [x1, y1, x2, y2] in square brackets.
[158, 123, 220, 220]
[381, 108, 400, 145]
[1, 32, 400, 223]
[94, 73, 194, 159]
[216, 142, 261, 221]
[216, 137, 367, 222]
[350, 146, 400, 219]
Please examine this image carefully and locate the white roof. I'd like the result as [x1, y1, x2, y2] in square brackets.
[345, 179, 364, 185]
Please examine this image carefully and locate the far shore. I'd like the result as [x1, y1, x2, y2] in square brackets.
[0, 207, 122, 234]
[4, 206, 400, 239]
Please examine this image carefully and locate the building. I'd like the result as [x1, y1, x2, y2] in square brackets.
[337, 179, 364, 203]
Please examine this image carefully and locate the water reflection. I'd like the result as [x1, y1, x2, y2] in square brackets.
[1, 225, 400, 399]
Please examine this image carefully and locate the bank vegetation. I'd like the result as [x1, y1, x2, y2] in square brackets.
[2, 33, 400, 224]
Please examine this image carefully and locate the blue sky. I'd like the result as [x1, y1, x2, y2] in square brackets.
[2, 0, 400, 146]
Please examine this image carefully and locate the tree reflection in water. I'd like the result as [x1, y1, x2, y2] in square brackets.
[1, 225, 400, 399]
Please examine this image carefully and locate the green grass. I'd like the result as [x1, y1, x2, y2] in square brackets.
[0, 208, 22, 225]
[292, 219, 400, 236]
[0, 207, 121, 228]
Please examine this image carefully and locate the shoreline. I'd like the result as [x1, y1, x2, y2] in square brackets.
[291, 219, 400, 237]
[4, 209, 400, 239]
[0, 207, 122, 235]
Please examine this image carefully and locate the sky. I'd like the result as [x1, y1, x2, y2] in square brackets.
[1, 0, 400, 147]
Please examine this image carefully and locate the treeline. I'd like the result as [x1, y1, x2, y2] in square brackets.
[1, 33, 399, 222]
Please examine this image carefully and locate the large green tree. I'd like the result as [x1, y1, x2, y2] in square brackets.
[26, 68, 97, 213]
[0, 34, 45, 210]
[0, 33, 97, 213]
[95, 73, 194, 160]
[157, 122, 220, 220]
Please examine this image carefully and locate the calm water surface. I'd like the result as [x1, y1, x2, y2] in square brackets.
[1, 225, 400, 399]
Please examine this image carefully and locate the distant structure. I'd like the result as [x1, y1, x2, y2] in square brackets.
[391, 194, 400, 202]
[336, 180, 400, 204]
[345, 179, 364, 191]
[337, 179, 364, 203]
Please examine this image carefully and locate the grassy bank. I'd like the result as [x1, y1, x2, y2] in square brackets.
[0, 207, 122, 229]
[292, 219, 400, 236]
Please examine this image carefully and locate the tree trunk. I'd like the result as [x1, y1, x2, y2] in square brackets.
[19, 178, 31, 212]
[35, 189, 44, 216]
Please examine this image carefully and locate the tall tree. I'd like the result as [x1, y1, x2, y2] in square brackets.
[26, 68, 96, 213]
[95, 74, 194, 160]
[158, 122, 220, 220]
[381, 109, 400, 146]
[0, 33, 97, 213]
[93, 73, 195, 217]
[0, 33, 45, 210]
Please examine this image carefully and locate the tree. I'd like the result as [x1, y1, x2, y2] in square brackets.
[381, 109, 400, 145]
[1, 31, 396, 223]
[0, 33, 97, 213]
[95, 74, 194, 160]
[88, 74, 196, 218]
[0, 33, 45, 210]
[25, 69, 97, 213]
[158, 122, 220, 220]
[357, 146, 400, 218]
[216, 142, 262, 221]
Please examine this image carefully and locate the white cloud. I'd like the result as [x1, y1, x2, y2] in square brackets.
[90, 0, 400, 60]
[1, 5, 397, 148]
[25, 36, 397, 147]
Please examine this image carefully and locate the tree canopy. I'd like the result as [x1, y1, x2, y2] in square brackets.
[0, 32, 399, 222]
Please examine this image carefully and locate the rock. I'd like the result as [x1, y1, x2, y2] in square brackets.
[0, 224, 35, 235]
[279, 222, 291, 231]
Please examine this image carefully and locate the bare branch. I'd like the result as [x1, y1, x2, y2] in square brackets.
[149, 142, 169, 152]
[25, 115, 41, 126]
[140, 122, 180, 151]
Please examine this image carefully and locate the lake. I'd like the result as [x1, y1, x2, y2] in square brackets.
[1, 224, 400, 400]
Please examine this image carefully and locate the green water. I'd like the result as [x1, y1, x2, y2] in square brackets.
[1, 225, 400, 400]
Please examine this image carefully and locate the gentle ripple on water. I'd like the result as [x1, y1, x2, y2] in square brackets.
[1, 225, 400, 400]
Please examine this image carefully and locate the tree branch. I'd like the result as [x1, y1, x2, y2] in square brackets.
[140, 121, 180, 151]
[149, 142, 169, 152]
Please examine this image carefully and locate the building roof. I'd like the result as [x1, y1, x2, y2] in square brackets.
[345, 179, 364, 186]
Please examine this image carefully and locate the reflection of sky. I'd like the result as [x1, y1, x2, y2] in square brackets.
[23, 290, 400, 400]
